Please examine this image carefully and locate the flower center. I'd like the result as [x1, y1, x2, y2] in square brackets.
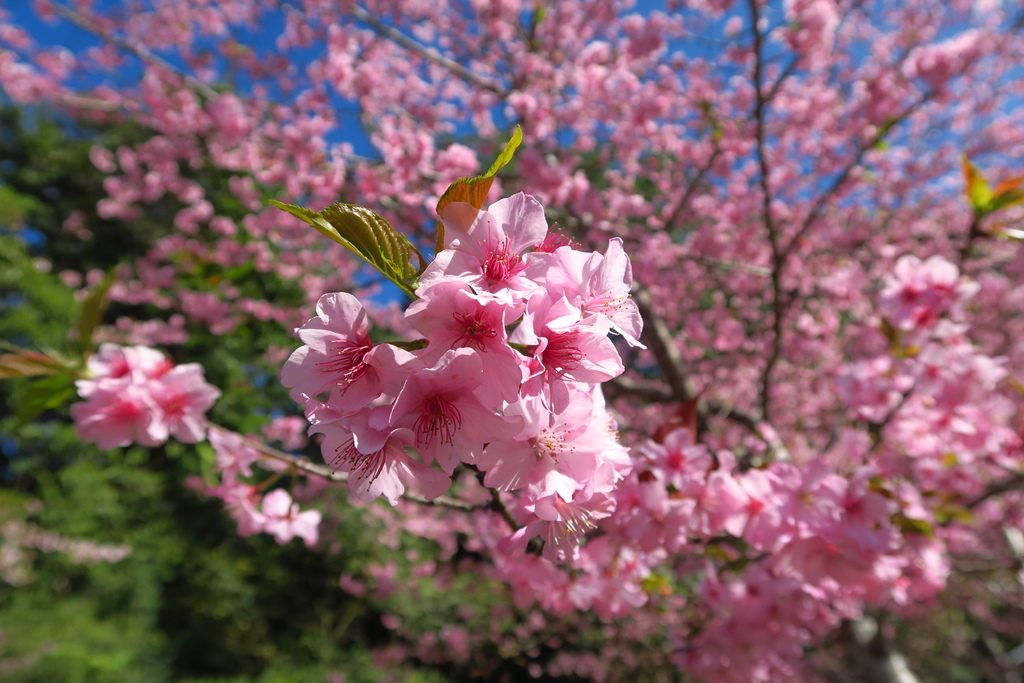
[530, 426, 569, 463]
[414, 394, 462, 446]
[318, 338, 373, 390]
[542, 331, 585, 377]
[483, 241, 522, 282]
[452, 310, 497, 351]
[329, 435, 386, 482]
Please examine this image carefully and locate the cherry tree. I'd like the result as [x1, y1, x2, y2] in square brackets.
[3, 0, 1024, 680]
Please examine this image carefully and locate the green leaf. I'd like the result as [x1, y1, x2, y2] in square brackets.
[892, 513, 935, 539]
[934, 504, 975, 525]
[641, 573, 673, 595]
[434, 126, 523, 253]
[962, 155, 993, 214]
[15, 373, 76, 423]
[989, 187, 1024, 212]
[389, 339, 429, 352]
[76, 270, 116, 356]
[270, 200, 425, 298]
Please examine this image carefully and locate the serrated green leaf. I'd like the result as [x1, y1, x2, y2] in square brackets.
[15, 373, 76, 423]
[270, 200, 425, 298]
[76, 270, 116, 356]
[434, 126, 523, 253]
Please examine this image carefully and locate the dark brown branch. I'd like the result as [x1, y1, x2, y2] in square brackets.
[957, 212, 984, 269]
[747, 0, 785, 423]
[633, 287, 696, 401]
[966, 472, 1024, 510]
[779, 92, 936, 264]
[241, 432, 477, 512]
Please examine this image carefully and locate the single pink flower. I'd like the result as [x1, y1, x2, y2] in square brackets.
[260, 489, 321, 547]
[405, 279, 523, 405]
[148, 363, 221, 443]
[387, 348, 524, 473]
[70, 378, 167, 449]
[312, 407, 451, 505]
[281, 292, 381, 415]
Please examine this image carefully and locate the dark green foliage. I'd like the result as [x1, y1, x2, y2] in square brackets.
[0, 109, 453, 682]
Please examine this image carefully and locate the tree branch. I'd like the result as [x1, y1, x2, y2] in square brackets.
[747, 0, 785, 423]
[50, 2, 219, 100]
[633, 287, 696, 401]
[241, 433, 477, 512]
[349, 4, 507, 96]
[966, 472, 1024, 510]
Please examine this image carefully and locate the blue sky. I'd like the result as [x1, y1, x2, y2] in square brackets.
[4, 0, 697, 160]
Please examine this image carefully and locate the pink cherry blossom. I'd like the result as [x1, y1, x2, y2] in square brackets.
[260, 489, 321, 547]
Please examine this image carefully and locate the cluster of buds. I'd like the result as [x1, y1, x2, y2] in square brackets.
[283, 192, 644, 560]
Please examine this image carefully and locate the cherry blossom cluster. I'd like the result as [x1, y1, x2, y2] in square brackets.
[283, 192, 643, 560]
[67, 343, 322, 548]
[841, 255, 1017, 498]
[71, 343, 220, 449]
[199, 428, 323, 548]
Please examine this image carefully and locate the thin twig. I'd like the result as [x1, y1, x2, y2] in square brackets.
[779, 92, 936, 264]
[229, 429, 477, 512]
[966, 472, 1024, 510]
[662, 144, 722, 231]
[50, 2, 219, 100]
[350, 4, 507, 95]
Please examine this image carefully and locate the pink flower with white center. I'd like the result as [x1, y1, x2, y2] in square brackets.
[70, 379, 168, 449]
[526, 238, 645, 347]
[478, 387, 629, 500]
[405, 279, 523, 405]
[281, 292, 381, 415]
[311, 407, 451, 505]
[508, 480, 618, 562]
[260, 489, 321, 547]
[148, 364, 221, 443]
[420, 193, 548, 304]
[387, 348, 524, 473]
[512, 295, 624, 411]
